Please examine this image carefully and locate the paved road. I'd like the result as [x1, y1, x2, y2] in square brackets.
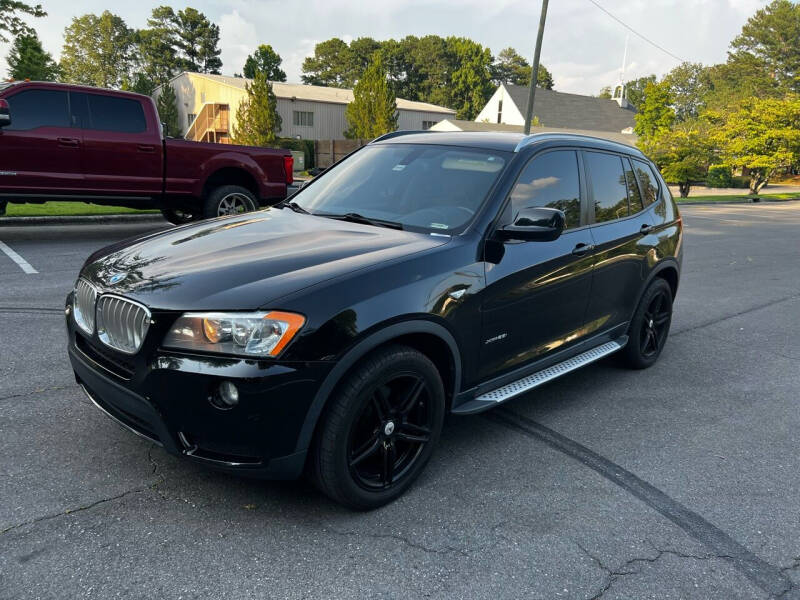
[1, 204, 800, 599]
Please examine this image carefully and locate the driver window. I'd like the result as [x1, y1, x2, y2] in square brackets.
[509, 150, 581, 229]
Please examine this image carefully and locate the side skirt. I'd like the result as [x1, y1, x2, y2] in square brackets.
[452, 336, 627, 415]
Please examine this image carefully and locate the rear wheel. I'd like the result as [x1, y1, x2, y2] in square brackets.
[203, 185, 257, 219]
[310, 345, 445, 510]
[160, 208, 197, 225]
[621, 278, 673, 369]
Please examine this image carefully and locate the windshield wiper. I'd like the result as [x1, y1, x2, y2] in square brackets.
[320, 212, 404, 230]
[275, 200, 310, 214]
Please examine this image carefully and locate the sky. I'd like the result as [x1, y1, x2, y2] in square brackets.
[0, 0, 767, 97]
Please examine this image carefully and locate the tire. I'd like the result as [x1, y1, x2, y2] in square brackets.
[310, 345, 446, 510]
[0, 200, 6, 216]
[160, 208, 197, 225]
[620, 278, 673, 369]
[203, 185, 257, 219]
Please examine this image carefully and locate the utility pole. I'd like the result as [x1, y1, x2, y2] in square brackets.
[524, 0, 550, 135]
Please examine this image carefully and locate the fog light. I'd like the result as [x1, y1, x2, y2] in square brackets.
[210, 380, 239, 410]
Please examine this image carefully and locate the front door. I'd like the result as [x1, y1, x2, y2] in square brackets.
[0, 87, 84, 194]
[479, 149, 595, 380]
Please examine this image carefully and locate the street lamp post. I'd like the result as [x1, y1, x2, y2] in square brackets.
[524, 0, 550, 135]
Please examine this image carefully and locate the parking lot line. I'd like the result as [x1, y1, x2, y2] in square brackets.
[0, 240, 38, 274]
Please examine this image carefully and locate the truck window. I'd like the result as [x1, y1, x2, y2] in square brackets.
[86, 94, 147, 133]
[5, 89, 70, 130]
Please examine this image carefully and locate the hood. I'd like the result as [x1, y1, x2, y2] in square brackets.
[81, 208, 449, 311]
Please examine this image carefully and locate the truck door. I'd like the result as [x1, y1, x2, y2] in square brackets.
[0, 87, 84, 194]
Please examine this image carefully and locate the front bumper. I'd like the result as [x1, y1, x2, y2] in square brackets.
[67, 302, 334, 480]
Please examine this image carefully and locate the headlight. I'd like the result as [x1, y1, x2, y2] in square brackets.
[163, 311, 305, 357]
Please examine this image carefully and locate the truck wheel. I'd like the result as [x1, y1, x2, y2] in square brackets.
[0, 200, 6, 216]
[204, 185, 257, 219]
[160, 208, 197, 225]
[309, 345, 445, 510]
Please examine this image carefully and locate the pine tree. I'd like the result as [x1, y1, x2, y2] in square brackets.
[243, 44, 286, 81]
[157, 84, 181, 138]
[344, 57, 398, 139]
[6, 31, 59, 81]
[231, 72, 282, 146]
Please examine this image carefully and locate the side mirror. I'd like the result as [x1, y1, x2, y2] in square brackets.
[0, 99, 11, 128]
[497, 206, 566, 242]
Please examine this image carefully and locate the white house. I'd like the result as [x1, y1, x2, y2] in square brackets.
[153, 72, 456, 143]
[430, 118, 638, 146]
[474, 83, 637, 134]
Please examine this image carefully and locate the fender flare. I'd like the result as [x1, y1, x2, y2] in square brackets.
[629, 258, 681, 323]
[293, 320, 462, 453]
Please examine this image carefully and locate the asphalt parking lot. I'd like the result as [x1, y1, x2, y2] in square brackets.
[2, 203, 800, 599]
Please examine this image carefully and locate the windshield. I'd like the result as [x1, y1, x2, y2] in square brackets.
[291, 144, 508, 233]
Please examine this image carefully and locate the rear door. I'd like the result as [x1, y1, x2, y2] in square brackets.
[80, 92, 163, 196]
[583, 151, 659, 330]
[0, 87, 83, 194]
[479, 149, 595, 380]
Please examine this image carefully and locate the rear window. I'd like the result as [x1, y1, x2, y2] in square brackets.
[6, 89, 70, 130]
[624, 158, 644, 213]
[86, 94, 147, 133]
[585, 151, 629, 223]
[633, 159, 660, 206]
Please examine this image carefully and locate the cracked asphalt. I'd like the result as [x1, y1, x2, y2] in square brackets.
[1, 203, 799, 599]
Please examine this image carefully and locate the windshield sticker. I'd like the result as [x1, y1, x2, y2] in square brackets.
[392, 164, 406, 171]
[430, 222, 449, 229]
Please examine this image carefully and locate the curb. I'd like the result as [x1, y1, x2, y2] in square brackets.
[676, 197, 800, 206]
[0, 213, 168, 226]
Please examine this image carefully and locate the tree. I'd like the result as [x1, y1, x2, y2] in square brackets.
[0, 0, 45, 44]
[134, 6, 183, 93]
[634, 81, 675, 138]
[172, 7, 222, 73]
[231, 72, 282, 146]
[6, 31, 58, 81]
[344, 56, 398, 139]
[243, 44, 286, 81]
[663, 62, 712, 122]
[597, 86, 612, 99]
[707, 96, 800, 194]
[301, 38, 352, 87]
[623, 74, 656, 108]
[491, 47, 553, 89]
[639, 121, 712, 197]
[60, 11, 134, 89]
[447, 37, 495, 120]
[157, 83, 181, 138]
[730, 0, 800, 94]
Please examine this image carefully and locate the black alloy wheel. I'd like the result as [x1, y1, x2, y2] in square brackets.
[310, 345, 445, 510]
[621, 277, 673, 369]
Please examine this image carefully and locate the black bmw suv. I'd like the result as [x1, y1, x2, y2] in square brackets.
[67, 131, 682, 509]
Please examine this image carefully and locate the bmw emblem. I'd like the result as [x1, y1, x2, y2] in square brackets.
[107, 272, 127, 285]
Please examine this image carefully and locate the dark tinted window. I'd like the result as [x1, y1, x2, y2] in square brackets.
[510, 150, 581, 228]
[634, 159, 660, 206]
[69, 92, 90, 129]
[585, 151, 628, 223]
[624, 158, 644, 213]
[87, 94, 146, 133]
[6, 89, 70, 130]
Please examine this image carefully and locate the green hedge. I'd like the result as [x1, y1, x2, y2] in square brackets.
[731, 175, 750, 189]
[706, 164, 732, 188]
[275, 138, 315, 169]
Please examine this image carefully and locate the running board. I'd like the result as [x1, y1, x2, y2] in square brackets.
[453, 338, 626, 414]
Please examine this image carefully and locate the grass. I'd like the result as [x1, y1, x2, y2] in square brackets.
[676, 192, 800, 204]
[4, 201, 158, 217]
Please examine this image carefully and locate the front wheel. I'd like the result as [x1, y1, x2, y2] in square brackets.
[203, 185, 258, 219]
[310, 345, 445, 510]
[621, 278, 673, 369]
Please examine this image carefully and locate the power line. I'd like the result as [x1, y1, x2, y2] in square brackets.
[586, 0, 687, 64]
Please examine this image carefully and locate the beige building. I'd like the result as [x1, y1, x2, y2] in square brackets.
[153, 71, 456, 143]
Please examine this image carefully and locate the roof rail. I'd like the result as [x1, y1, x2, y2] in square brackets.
[513, 132, 640, 153]
[371, 130, 432, 144]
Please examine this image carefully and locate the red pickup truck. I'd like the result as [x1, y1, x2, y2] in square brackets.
[0, 81, 292, 223]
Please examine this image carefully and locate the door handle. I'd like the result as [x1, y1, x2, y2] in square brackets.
[58, 137, 80, 147]
[571, 243, 595, 256]
[137, 144, 156, 153]
[640, 224, 654, 235]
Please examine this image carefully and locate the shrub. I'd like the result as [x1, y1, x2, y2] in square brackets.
[706, 164, 732, 188]
[731, 175, 750, 189]
[275, 138, 315, 169]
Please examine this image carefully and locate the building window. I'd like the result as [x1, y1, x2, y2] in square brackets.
[422, 120, 436, 130]
[293, 111, 314, 127]
[187, 113, 197, 126]
[497, 99, 503, 124]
